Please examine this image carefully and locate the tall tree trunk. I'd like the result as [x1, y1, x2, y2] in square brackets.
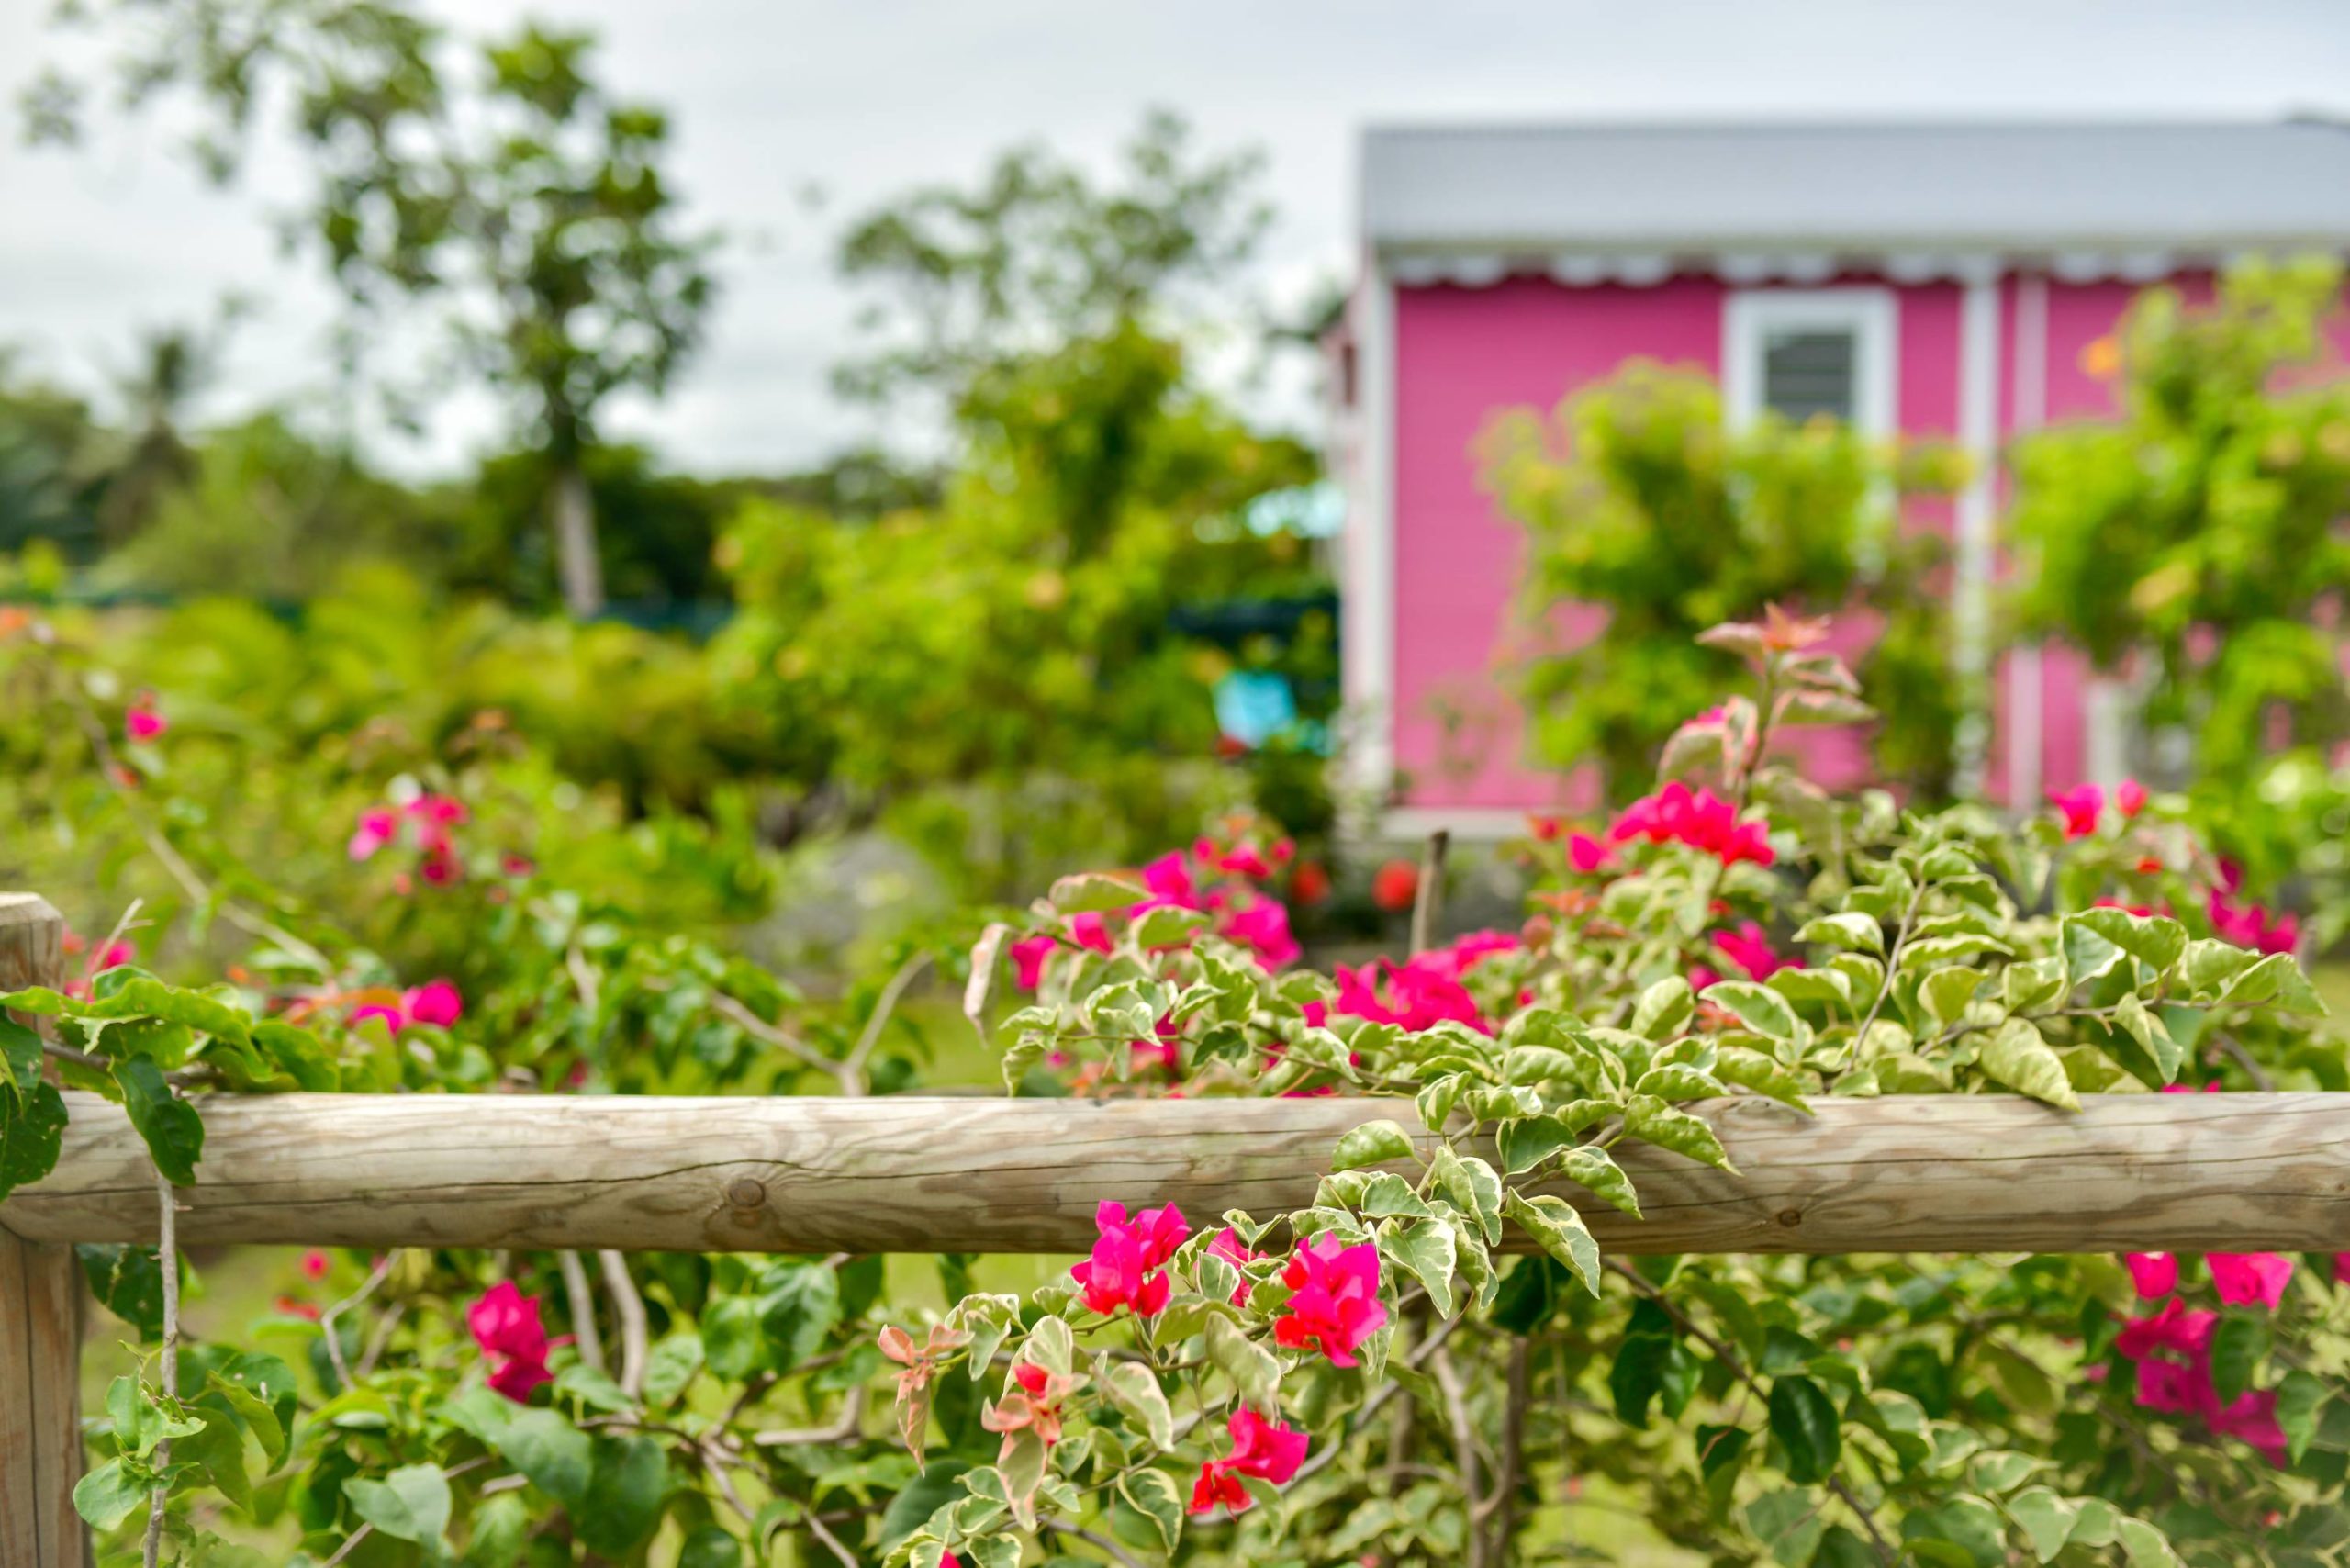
[551, 459, 605, 617]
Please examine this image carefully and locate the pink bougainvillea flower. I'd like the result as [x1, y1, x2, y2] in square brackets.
[1331, 957, 1488, 1035]
[468, 1282, 554, 1403]
[348, 807, 400, 862]
[2123, 1252, 2177, 1299]
[1608, 782, 1773, 868]
[1711, 922, 1801, 982]
[1142, 851, 1202, 906]
[1273, 1234, 1387, 1367]
[1068, 911, 1114, 956]
[1567, 832, 1614, 874]
[2116, 778, 2149, 817]
[125, 692, 167, 744]
[2207, 885, 2300, 957]
[1009, 933, 1058, 990]
[2049, 783, 2104, 839]
[1069, 1201, 1188, 1317]
[403, 979, 464, 1029]
[1221, 895, 1300, 968]
[2115, 1297, 2217, 1361]
[1371, 859, 1419, 913]
[979, 1360, 1080, 1459]
[2208, 1252, 2294, 1310]
[348, 997, 409, 1035]
[300, 1249, 331, 1281]
[2335, 1253, 2350, 1286]
[1206, 1227, 1261, 1306]
[1191, 1406, 1309, 1513]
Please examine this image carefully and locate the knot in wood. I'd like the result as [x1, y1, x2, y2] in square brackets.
[724, 1178, 767, 1209]
[1775, 1208, 1803, 1228]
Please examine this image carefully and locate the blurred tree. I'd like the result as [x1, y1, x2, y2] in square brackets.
[834, 107, 1272, 426]
[1479, 363, 1963, 800]
[2010, 259, 2350, 784]
[0, 357, 110, 561]
[28, 4, 718, 616]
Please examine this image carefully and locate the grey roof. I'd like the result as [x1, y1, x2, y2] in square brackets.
[1362, 120, 2350, 254]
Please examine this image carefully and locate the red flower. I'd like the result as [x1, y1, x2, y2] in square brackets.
[1273, 1235, 1387, 1367]
[1069, 1201, 1188, 1317]
[1567, 833, 1614, 874]
[2208, 1252, 2293, 1310]
[1009, 933, 1058, 990]
[1371, 859, 1419, 913]
[1206, 1227, 1260, 1306]
[1191, 1406, 1309, 1513]
[2049, 783, 2103, 839]
[1289, 860, 1331, 905]
[125, 692, 167, 744]
[2123, 1252, 2177, 1299]
[2116, 778, 2148, 817]
[1608, 783, 1772, 868]
[980, 1360, 1080, 1459]
[1710, 922, 1800, 982]
[468, 1282, 554, 1403]
[300, 1249, 331, 1282]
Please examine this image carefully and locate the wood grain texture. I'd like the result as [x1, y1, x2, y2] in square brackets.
[3, 1090, 2344, 1256]
[1, 892, 86, 1568]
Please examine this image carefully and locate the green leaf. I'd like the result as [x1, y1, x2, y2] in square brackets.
[1919, 969, 1983, 1029]
[2116, 1517, 2182, 1568]
[78, 1244, 165, 1341]
[1556, 1146, 1642, 1218]
[759, 1260, 842, 1370]
[575, 1434, 671, 1556]
[642, 1331, 704, 1408]
[2004, 1487, 2079, 1564]
[1049, 872, 1146, 913]
[1116, 1467, 1185, 1547]
[1496, 1114, 1581, 1176]
[1625, 1094, 1736, 1171]
[677, 1524, 744, 1568]
[72, 1458, 151, 1531]
[2214, 953, 2327, 1014]
[1767, 1376, 1841, 1484]
[200, 1350, 297, 1466]
[1796, 913, 1885, 954]
[1631, 977, 1695, 1039]
[1714, 1047, 1810, 1109]
[2067, 908, 2187, 977]
[1101, 1361, 1175, 1451]
[1746, 1488, 1828, 1567]
[1978, 1019, 2078, 1110]
[1430, 1146, 1504, 1246]
[111, 1055, 203, 1185]
[1131, 904, 1209, 948]
[1965, 1450, 2042, 1495]
[342, 1462, 452, 1545]
[0, 1081, 68, 1201]
[701, 1295, 767, 1381]
[1330, 1118, 1416, 1172]
[2208, 1314, 2266, 1405]
[1204, 1314, 1280, 1414]
[1502, 1190, 1599, 1294]
[494, 1408, 593, 1506]
[1631, 1063, 1728, 1103]
[2276, 1370, 2325, 1463]
[1902, 1495, 2007, 1568]
[0, 1015, 42, 1090]
[1702, 981, 1798, 1041]
[1382, 1218, 1458, 1317]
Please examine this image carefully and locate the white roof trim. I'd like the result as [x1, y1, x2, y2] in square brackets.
[1381, 248, 2207, 288]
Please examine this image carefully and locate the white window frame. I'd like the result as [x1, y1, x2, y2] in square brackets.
[1721, 286, 1898, 438]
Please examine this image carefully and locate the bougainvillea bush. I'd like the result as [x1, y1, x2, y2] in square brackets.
[4, 610, 2349, 1567]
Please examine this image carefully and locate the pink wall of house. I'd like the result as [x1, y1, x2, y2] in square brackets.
[1379, 268, 2227, 818]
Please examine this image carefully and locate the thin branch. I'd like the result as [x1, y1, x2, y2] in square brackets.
[709, 990, 841, 1081]
[841, 950, 934, 1094]
[598, 1249, 648, 1397]
[319, 1252, 397, 1394]
[60, 673, 334, 976]
[753, 1384, 866, 1447]
[1409, 829, 1450, 955]
[803, 1509, 861, 1568]
[1044, 1518, 1150, 1568]
[557, 1250, 608, 1376]
[1487, 1335, 1531, 1562]
[141, 1170, 180, 1568]
[1431, 1345, 1487, 1568]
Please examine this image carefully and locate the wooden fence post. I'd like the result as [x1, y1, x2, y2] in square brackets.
[1, 893, 87, 1568]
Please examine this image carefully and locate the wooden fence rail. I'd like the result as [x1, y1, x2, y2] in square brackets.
[6, 890, 2350, 1563]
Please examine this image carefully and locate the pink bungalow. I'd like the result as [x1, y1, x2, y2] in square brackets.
[1328, 120, 2350, 836]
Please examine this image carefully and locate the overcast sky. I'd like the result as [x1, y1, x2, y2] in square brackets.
[4, 0, 2348, 476]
